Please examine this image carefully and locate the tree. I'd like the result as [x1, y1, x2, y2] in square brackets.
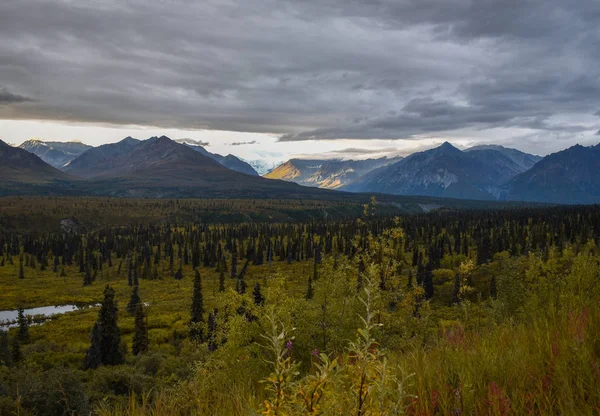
[84, 323, 102, 369]
[11, 336, 21, 364]
[218, 267, 225, 292]
[305, 277, 314, 300]
[490, 274, 497, 299]
[253, 283, 264, 306]
[18, 256, 24, 279]
[132, 304, 149, 356]
[452, 273, 460, 304]
[17, 308, 29, 343]
[231, 243, 238, 278]
[423, 263, 434, 299]
[0, 331, 11, 366]
[207, 309, 218, 352]
[126, 285, 141, 316]
[189, 269, 204, 342]
[84, 285, 124, 369]
[191, 269, 204, 323]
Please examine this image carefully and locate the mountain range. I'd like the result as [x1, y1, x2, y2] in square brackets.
[174, 139, 258, 176]
[19, 139, 92, 168]
[2, 136, 600, 204]
[265, 157, 401, 189]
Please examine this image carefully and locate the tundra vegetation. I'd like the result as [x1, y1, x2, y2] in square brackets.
[0, 197, 598, 415]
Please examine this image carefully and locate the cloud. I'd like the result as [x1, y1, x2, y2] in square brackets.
[229, 140, 258, 146]
[175, 138, 209, 146]
[0, 0, 598, 153]
[0, 87, 34, 105]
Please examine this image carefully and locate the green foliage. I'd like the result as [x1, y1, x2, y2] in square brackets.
[1, 200, 600, 414]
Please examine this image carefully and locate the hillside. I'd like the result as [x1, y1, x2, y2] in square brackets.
[19, 139, 92, 168]
[343, 142, 544, 200]
[507, 143, 600, 203]
[0, 139, 73, 184]
[176, 140, 259, 176]
[265, 157, 400, 189]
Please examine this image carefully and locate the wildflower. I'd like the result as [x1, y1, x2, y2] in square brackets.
[311, 348, 320, 357]
[285, 340, 293, 350]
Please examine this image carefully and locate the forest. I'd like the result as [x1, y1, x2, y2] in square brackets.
[0, 197, 599, 415]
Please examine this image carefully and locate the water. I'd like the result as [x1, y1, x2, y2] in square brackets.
[0, 304, 98, 330]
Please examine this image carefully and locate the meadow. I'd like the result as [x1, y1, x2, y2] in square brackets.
[0, 198, 599, 415]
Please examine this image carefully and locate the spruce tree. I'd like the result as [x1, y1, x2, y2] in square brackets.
[84, 285, 124, 368]
[423, 263, 434, 300]
[207, 309, 218, 352]
[490, 274, 497, 299]
[452, 273, 460, 304]
[18, 257, 24, 279]
[230, 243, 238, 278]
[191, 270, 204, 323]
[305, 277, 314, 300]
[132, 304, 149, 356]
[17, 308, 29, 343]
[218, 268, 225, 292]
[253, 283, 264, 306]
[11, 336, 21, 364]
[189, 269, 204, 342]
[0, 331, 11, 367]
[84, 323, 102, 369]
[127, 285, 141, 316]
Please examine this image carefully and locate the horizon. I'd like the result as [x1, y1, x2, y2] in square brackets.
[2, 1, 599, 164]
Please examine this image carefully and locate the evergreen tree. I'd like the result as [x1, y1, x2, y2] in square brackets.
[207, 309, 218, 352]
[0, 331, 11, 367]
[218, 267, 225, 292]
[127, 285, 141, 316]
[191, 269, 204, 323]
[452, 273, 460, 304]
[17, 308, 29, 343]
[18, 257, 24, 279]
[231, 243, 238, 278]
[174, 265, 183, 280]
[490, 274, 497, 299]
[132, 304, 149, 356]
[84, 323, 102, 369]
[189, 269, 204, 342]
[305, 277, 314, 300]
[423, 263, 434, 299]
[84, 285, 124, 369]
[253, 283, 264, 306]
[11, 336, 21, 364]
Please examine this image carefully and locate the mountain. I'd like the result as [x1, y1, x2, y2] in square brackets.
[343, 142, 533, 200]
[265, 157, 401, 189]
[0, 139, 72, 185]
[507, 144, 600, 204]
[19, 139, 92, 168]
[248, 159, 281, 176]
[66, 136, 333, 198]
[175, 140, 259, 176]
[63, 137, 141, 178]
[466, 144, 541, 171]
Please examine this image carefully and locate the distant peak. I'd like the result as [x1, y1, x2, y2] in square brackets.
[439, 141, 456, 149]
[435, 141, 461, 154]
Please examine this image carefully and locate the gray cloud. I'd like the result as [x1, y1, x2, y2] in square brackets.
[0, 87, 34, 104]
[0, 0, 598, 152]
[229, 140, 258, 146]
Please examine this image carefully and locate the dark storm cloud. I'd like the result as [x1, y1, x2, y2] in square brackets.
[0, 87, 34, 104]
[0, 0, 598, 149]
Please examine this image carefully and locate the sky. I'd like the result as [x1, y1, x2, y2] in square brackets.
[1, 0, 600, 165]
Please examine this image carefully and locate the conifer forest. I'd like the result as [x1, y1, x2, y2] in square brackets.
[0, 197, 599, 415]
